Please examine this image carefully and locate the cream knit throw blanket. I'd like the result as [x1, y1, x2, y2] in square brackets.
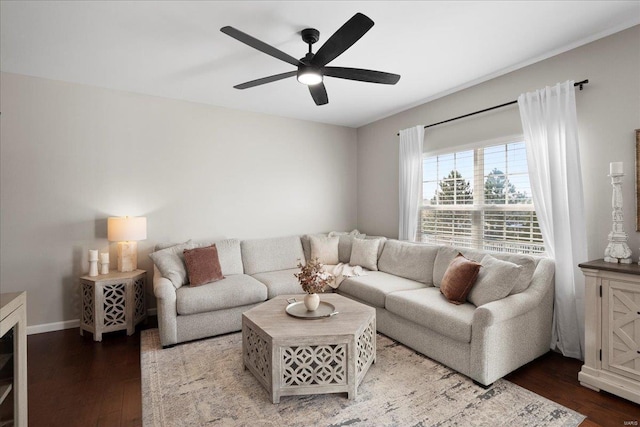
[327, 263, 367, 289]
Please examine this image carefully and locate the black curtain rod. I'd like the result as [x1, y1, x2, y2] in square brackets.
[397, 79, 589, 136]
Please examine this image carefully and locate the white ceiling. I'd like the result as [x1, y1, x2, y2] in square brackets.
[1, 1, 639, 128]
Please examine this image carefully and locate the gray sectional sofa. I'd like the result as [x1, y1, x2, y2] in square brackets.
[151, 234, 554, 386]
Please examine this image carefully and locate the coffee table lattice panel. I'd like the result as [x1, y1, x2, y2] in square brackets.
[244, 326, 271, 385]
[282, 344, 347, 386]
[357, 320, 376, 375]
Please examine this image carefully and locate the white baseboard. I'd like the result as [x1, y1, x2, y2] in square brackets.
[27, 308, 157, 335]
[27, 319, 79, 335]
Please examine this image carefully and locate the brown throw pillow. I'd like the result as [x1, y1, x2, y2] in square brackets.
[440, 253, 482, 305]
[183, 244, 225, 287]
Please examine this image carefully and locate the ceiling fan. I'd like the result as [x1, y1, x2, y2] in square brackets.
[220, 13, 401, 106]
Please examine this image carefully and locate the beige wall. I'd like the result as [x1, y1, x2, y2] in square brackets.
[357, 25, 640, 261]
[0, 73, 357, 329]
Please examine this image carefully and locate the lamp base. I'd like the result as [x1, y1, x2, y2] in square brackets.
[117, 241, 138, 272]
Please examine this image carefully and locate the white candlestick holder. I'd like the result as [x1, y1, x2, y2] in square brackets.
[604, 172, 632, 263]
[89, 260, 99, 277]
[100, 262, 109, 275]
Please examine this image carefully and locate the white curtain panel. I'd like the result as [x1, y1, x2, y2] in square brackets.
[518, 80, 587, 360]
[398, 125, 424, 241]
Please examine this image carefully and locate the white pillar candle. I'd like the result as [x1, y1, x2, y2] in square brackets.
[100, 252, 109, 264]
[89, 249, 99, 261]
[610, 161, 623, 175]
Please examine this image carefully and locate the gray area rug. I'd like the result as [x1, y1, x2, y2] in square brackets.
[141, 329, 585, 427]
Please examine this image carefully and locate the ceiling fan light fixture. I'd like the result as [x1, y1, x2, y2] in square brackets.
[297, 68, 323, 86]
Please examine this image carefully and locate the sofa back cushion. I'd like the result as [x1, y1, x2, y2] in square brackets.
[241, 236, 305, 275]
[301, 234, 323, 265]
[377, 240, 439, 284]
[196, 238, 244, 276]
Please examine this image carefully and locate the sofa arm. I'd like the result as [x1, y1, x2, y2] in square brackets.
[470, 258, 555, 385]
[152, 266, 179, 346]
[473, 258, 555, 327]
[153, 274, 176, 301]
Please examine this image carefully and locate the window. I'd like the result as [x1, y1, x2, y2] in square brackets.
[419, 140, 544, 254]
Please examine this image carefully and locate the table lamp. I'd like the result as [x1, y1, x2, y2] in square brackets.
[107, 216, 147, 272]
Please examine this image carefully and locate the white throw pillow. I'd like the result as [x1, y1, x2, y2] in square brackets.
[309, 235, 339, 265]
[349, 238, 381, 271]
[467, 254, 522, 306]
[148, 241, 198, 289]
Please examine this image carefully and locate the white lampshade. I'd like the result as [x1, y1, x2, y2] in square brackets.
[107, 217, 147, 242]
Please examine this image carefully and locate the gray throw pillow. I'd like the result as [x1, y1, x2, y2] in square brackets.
[148, 241, 198, 289]
[467, 254, 522, 306]
[349, 238, 380, 271]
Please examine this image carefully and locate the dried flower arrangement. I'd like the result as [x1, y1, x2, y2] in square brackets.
[294, 258, 334, 294]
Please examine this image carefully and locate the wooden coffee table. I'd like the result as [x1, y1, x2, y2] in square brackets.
[242, 293, 376, 403]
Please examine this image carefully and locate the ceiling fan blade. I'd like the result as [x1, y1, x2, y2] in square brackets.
[234, 71, 297, 89]
[311, 13, 374, 67]
[221, 26, 302, 67]
[323, 67, 400, 84]
[309, 83, 328, 105]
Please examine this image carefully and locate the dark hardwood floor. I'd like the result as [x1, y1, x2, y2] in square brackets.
[27, 318, 638, 427]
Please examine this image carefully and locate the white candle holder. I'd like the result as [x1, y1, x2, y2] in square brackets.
[88, 249, 99, 276]
[100, 262, 109, 275]
[99, 252, 109, 274]
[89, 260, 99, 277]
[604, 171, 632, 263]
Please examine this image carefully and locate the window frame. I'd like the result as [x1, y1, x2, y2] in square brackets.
[419, 135, 545, 254]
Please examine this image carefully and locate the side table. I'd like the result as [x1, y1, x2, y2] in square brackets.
[79, 270, 147, 341]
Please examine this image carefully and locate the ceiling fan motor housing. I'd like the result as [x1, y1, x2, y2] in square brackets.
[301, 28, 320, 45]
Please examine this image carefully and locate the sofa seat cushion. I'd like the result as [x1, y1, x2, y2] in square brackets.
[338, 271, 426, 308]
[386, 288, 476, 343]
[176, 274, 267, 315]
[252, 268, 304, 299]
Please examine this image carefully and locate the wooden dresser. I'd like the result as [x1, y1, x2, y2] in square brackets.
[579, 260, 640, 404]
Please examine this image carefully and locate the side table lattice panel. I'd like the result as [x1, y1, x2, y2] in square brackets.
[103, 283, 126, 327]
[81, 282, 94, 326]
[134, 277, 146, 323]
